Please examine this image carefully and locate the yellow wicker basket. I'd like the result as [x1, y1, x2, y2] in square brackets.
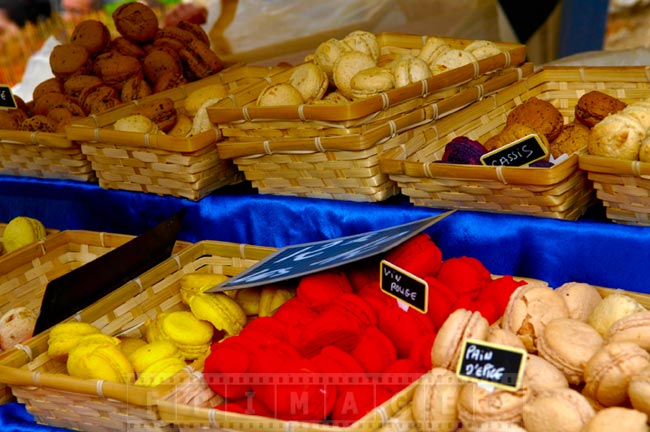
[378, 66, 650, 220]
[154, 283, 647, 432]
[580, 152, 650, 225]
[0, 229, 189, 405]
[0, 129, 96, 182]
[0, 240, 274, 430]
[65, 64, 285, 200]
[209, 33, 529, 202]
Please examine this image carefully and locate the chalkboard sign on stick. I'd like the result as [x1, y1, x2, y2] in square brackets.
[208, 210, 455, 292]
[456, 338, 527, 391]
[0, 85, 17, 109]
[380, 260, 428, 313]
[480, 134, 548, 167]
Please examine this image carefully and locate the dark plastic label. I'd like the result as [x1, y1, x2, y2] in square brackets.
[456, 339, 527, 391]
[0, 85, 17, 109]
[480, 133, 548, 167]
[380, 260, 428, 313]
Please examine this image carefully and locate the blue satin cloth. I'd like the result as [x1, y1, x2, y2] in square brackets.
[1, 174, 650, 430]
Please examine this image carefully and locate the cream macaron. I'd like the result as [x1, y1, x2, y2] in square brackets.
[431, 308, 489, 370]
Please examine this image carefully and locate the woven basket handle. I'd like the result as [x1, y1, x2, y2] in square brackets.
[209, 0, 238, 56]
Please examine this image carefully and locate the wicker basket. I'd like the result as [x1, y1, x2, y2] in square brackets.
[0, 129, 97, 182]
[376, 66, 650, 219]
[209, 33, 529, 202]
[65, 64, 284, 200]
[153, 283, 647, 432]
[0, 229, 189, 405]
[0, 240, 274, 430]
[580, 156, 650, 225]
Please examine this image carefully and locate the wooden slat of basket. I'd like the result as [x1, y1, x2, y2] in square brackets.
[0, 240, 273, 429]
[216, 64, 533, 159]
[158, 366, 419, 432]
[208, 33, 526, 124]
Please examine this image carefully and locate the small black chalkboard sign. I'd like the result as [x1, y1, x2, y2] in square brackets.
[456, 339, 527, 391]
[480, 133, 548, 167]
[380, 260, 428, 313]
[0, 85, 17, 109]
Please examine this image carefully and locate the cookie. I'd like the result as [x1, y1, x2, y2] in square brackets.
[484, 123, 550, 153]
[21, 115, 58, 132]
[314, 38, 352, 79]
[431, 49, 478, 75]
[143, 48, 183, 85]
[417, 36, 451, 68]
[132, 97, 178, 132]
[549, 120, 589, 158]
[341, 30, 379, 61]
[110, 36, 147, 58]
[114, 114, 158, 133]
[588, 112, 645, 160]
[63, 74, 103, 104]
[0, 110, 22, 130]
[120, 75, 152, 103]
[96, 53, 142, 90]
[32, 77, 64, 101]
[153, 71, 187, 93]
[506, 97, 564, 142]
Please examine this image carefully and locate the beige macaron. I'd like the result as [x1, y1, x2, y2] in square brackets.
[431, 48, 478, 75]
[457, 381, 530, 431]
[587, 292, 646, 337]
[167, 113, 193, 137]
[486, 327, 526, 350]
[411, 367, 461, 432]
[313, 38, 353, 79]
[288, 62, 329, 103]
[390, 54, 432, 89]
[350, 66, 395, 99]
[184, 83, 228, 116]
[536, 318, 603, 385]
[621, 101, 650, 129]
[606, 310, 650, 350]
[584, 407, 649, 432]
[332, 50, 377, 99]
[314, 91, 350, 105]
[342, 30, 379, 61]
[0, 307, 37, 350]
[418, 36, 451, 68]
[464, 40, 503, 60]
[555, 282, 603, 322]
[584, 341, 650, 407]
[431, 308, 490, 370]
[502, 283, 569, 353]
[522, 388, 595, 432]
[113, 114, 159, 134]
[629, 366, 650, 416]
[523, 354, 569, 398]
[473, 422, 527, 432]
[256, 83, 304, 107]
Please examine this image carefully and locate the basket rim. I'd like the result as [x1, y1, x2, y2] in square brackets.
[579, 154, 650, 176]
[207, 33, 527, 124]
[216, 64, 534, 159]
[64, 63, 287, 153]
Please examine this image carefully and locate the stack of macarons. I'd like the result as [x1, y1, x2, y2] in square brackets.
[204, 232, 524, 426]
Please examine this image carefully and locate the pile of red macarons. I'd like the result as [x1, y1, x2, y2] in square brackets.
[203, 232, 525, 426]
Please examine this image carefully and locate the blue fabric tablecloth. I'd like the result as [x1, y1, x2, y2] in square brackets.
[2, 174, 650, 431]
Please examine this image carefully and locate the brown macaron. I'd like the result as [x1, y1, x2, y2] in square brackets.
[179, 39, 224, 80]
[63, 75, 103, 104]
[112, 1, 159, 43]
[142, 48, 183, 85]
[110, 36, 147, 59]
[80, 86, 121, 115]
[70, 19, 111, 56]
[96, 53, 142, 90]
[121, 75, 152, 103]
[49, 43, 92, 80]
[153, 71, 187, 93]
[32, 92, 75, 116]
[132, 97, 178, 132]
[176, 20, 210, 46]
[32, 77, 64, 101]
